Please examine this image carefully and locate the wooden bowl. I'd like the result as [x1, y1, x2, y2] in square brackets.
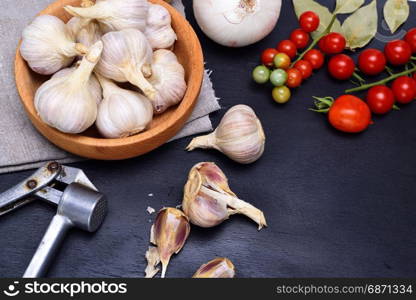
[15, 0, 204, 160]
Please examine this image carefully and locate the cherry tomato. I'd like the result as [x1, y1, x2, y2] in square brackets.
[319, 32, 346, 54]
[299, 11, 320, 33]
[318, 36, 327, 53]
[366, 85, 395, 115]
[304, 49, 325, 70]
[273, 53, 291, 70]
[270, 69, 288, 87]
[294, 60, 313, 79]
[414, 73, 416, 81]
[286, 68, 303, 88]
[252, 65, 270, 84]
[276, 40, 297, 60]
[384, 40, 412, 66]
[404, 28, 416, 54]
[328, 95, 372, 133]
[391, 76, 416, 104]
[272, 86, 291, 104]
[328, 54, 355, 80]
[358, 49, 386, 76]
[261, 48, 279, 67]
[290, 28, 310, 49]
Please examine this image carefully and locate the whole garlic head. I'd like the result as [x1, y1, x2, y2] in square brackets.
[34, 41, 103, 134]
[96, 29, 157, 100]
[95, 74, 153, 138]
[187, 105, 265, 164]
[145, 4, 177, 50]
[148, 49, 187, 114]
[64, 0, 149, 33]
[21, 15, 86, 75]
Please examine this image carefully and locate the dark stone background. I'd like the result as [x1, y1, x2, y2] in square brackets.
[1, 0, 415, 278]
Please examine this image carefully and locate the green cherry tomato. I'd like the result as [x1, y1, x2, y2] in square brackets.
[273, 53, 291, 69]
[272, 86, 291, 104]
[252, 65, 270, 84]
[270, 69, 288, 87]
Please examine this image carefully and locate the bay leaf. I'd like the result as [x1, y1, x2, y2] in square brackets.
[293, 0, 343, 38]
[335, 0, 365, 14]
[384, 0, 409, 34]
[342, 0, 378, 50]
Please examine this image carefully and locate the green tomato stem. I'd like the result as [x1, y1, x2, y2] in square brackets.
[345, 66, 416, 93]
[352, 72, 366, 83]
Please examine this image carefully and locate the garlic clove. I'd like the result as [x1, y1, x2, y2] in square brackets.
[183, 162, 267, 230]
[148, 49, 187, 114]
[145, 246, 161, 278]
[95, 74, 153, 138]
[193, 258, 236, 278]
[187, 105, 266, 164]
[151, 208, 190, 278]
[145, 4, 177, 50]
[64, 0, 149, 33]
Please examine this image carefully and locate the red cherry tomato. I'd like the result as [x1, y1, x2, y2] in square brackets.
[290, 28, 310, 49]
[391, 76, 416, 104]
[261, 48, 279, 67]
[358, 49, 386, 76]
[328, 54, 355, 80]
[384, 40, 412, 66]
[277, 40, 297, 60]
[404, 28, 416, 54]
[294, 60, 313, 79]
[299, 11, 320, 33]
[328, 95, 372, 133]
[319, 32, 346, 54]
[304, 49, 325, 70]
[286, 68, 303, 88]
[414, 73, 416, 81]
[366, 85, 395, 115]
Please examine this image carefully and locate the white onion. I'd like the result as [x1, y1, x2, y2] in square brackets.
[193, 0, 282, 47]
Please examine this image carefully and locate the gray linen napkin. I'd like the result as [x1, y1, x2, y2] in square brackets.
[0, 0, 220, 174]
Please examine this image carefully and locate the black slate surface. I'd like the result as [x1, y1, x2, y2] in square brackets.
[1, 0, 416, 278]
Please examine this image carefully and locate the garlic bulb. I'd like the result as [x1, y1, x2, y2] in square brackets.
[193, 0, 282, 47]
[145, 4, 177, 50]
[148, 49, 187, 114]
[183, 162, 267, 230]
[187, 105, 265, 164]
[52, 66, 102, 105]
[96, 29, 157, 100]
[193, 258, 235, 278]
[21, 15, 87, 75]
[95, 74, 153, 138]
[67, 18, 102, 48]
[34, 41, 103, 134]
[64, 0, 149, 33]
[150, 208, 190, 278]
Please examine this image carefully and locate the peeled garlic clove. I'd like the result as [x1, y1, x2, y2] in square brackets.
[193, 258, 235, 278]
[183, 162, 267, 230]
[64, 0, 149, 33]
[151, 208, 190, 278]
[96, 29, 157, 100]
[20, 15, 87, 75]
[145, 4, 177, 50]
[34, 41, 103, 134]
[187, 105, 265, 164]
[95, 74, 153, 138]
[148, 49, 187, 114]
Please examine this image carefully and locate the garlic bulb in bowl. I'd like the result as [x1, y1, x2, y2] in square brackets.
[20, 15, 87, 75]
[148, 49, 187, 114]
[193, 0, 282, 47]
[34, 41, 103, 134]
[67, 18, 102, 48]
[145, 4, 177, 50]
[95, 74, 153, 138]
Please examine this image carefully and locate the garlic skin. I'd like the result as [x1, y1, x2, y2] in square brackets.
[96, 29, 157, 100]
[193, 0, 282, 47]
[67, 18, 102, 48]
[145, 4, 177, 50]
[95, 74, 153, 138]
[34, 41, 103, 134]
[193, 258, 235, 278]
[64, 0, 149, 33]
[149, 49, 187, 114]
[187, 105, 265, 164]
[150, 208, 190, 278]
[21, 15, 87, 75]
[183, 162, 267, 230]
